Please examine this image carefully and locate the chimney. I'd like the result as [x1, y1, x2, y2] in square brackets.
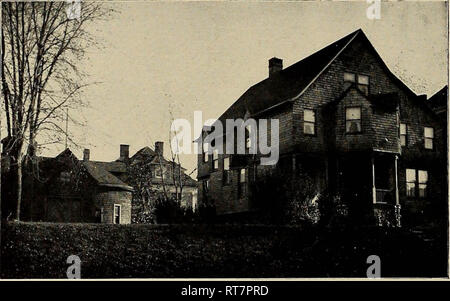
[269, 57, 283, 77]
[155, 141, 164, 157]
[119, 144, 129, 161]
[83, 149, 90, 161]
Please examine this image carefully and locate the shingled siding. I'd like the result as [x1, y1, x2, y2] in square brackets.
[197, 32, 445, 218]
[94, 190, 132, 224]
[333, 89, 400, 153]
[294, 34, 442, 156]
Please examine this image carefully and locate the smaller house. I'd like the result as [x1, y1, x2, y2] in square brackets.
[1, 141, 197, 224]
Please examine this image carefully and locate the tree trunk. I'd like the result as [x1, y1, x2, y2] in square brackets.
[15, 161, 22, 221]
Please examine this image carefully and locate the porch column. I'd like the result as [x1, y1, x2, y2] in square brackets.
[371, 155, 376, 204]
[394, 155, 399, 205]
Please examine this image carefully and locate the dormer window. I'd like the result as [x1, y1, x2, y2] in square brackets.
[345, 107, 362, 133]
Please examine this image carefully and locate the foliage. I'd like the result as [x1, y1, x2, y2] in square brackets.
[1, 221, 446, 278]
[250, 167, 321, 225]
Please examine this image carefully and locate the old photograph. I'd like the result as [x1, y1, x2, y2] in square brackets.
[0, 0, 448, 280]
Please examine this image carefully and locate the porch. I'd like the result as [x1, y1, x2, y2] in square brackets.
[371, 152, 401, 227]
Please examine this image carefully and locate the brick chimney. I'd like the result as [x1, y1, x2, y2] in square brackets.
[269, 57, 283, 77]
[155, 141, 163, 157]
[119, 144, 129, 161]
[83, 149, 90, 161]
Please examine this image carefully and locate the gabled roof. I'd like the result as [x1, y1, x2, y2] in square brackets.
[327, 84, 399, 112]
[218, 28, 421, 122]
[428, 85, 448, 111]
[53, 149, 133, 191]
[82, 161, 133, 191]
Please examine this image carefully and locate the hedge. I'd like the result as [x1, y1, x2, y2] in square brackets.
[1, 222, 446, 278]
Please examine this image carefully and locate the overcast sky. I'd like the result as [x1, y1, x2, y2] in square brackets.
[44, 0, 447, 175]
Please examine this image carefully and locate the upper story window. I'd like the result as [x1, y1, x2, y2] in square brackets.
[153, 165, 163, 178]
[245, 125, 253, 150]
[203, 143, 209, 163]
[424, 127, 434, 150]
[400, 123, 408, 146]
[238, 168, 247, 198]
[406, 169, 428, 198]
[345, 107, 361, 133]
[303, 109, 316, 135]
[223, 157, 231, 185]
[59, 171, 71, 183]
[212, 149, 219, 170]
[203, 179, 209, 193]
[343, 72, 369, 95]
[344, 72, 356, 83]
[357, 75, 369, 95]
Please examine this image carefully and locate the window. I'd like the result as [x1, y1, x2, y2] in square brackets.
[303, 109, 315, 135]
[344, 72, 356, 83]
[345, 107, 361, 133]
[238, 168, 247, 198]
[223, 157, 231, 185]
[357, 75, 369, 95]
[400, 123, 408, 146]
[113, 204, 121, 224]
[418, 170, 428, 198]
[203, 143, 209, 163]
[245, 125, 253, 150]
[424, 127, 434, 149]
[203, 179, 210, 194]
[212, 149, 219, 170]
[59, 171, 71, 183]
[155, 166, 162, 178]
[406, 169, 416, 197]
[406, 169, 428, 198]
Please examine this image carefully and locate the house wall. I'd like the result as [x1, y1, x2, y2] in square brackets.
[197, 33, 446, 219]
[333, 89, 400, 153]
[95, 189, 132, 224]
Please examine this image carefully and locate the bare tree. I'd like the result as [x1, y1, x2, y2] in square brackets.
[1, 1, 113, 220]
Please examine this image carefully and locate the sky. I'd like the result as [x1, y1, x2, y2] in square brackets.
[41, 0, 448, 175]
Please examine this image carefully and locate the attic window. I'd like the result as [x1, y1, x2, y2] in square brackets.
[345, 107, 362, 133]
[344, 72, 356, 83]
[357, 75, 369, 95]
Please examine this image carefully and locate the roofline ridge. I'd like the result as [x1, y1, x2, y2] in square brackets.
[289, 30, 361, 101]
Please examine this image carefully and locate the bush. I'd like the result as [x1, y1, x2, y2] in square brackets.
[250, 167, 321, 225]
[1, 221, 446, 278]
